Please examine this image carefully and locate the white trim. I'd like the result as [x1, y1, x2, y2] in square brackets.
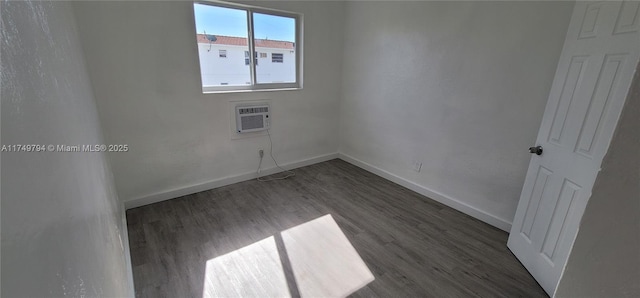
[124, 152, 339, 209]
[120, 202, 136, 296]
[204, 87, 301, 94]
[338, 153, 512, 232]
[247, 7, 257, 85]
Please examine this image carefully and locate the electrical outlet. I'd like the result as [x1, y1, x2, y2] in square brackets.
[411, 160, 422, 172]
[258, 149, 264, 158]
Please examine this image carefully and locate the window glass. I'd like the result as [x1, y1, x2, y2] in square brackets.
[253, 12, 296, 84]
[194, 4, 251, 87]
[193, 3, 300, 91]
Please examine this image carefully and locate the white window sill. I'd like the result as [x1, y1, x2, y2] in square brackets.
[202, 87, 302, 94]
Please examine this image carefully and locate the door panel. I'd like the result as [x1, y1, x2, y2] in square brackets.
[520, 166, 553, 241]
[508, 1, 639, 296]
[540, 178, 580, 261]
[575, 54, 628, 157]
[547, 55, 589, 146]
[614, 1, 640, 34]
[578, 2, 604, 39]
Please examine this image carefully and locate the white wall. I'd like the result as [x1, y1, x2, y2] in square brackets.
[555, 61, 640, 298]
[198, 44, 253, 86]
[69, 0, 574, 231]
[255, 47, 296, 84]
[198, 44, 296, 86]
[339, 1, 574, 229]
[1, 1, 133, 296]
[72, 0, 345, 205]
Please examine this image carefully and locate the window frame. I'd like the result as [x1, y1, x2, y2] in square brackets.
[194, 1, 303, 93]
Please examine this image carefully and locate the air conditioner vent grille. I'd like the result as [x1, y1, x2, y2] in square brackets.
[235, 104, 270, 133]
[239, 107, 268, 114]
[241, 115, 264, 131]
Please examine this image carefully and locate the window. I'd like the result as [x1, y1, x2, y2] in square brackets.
[272, 53, 283, 63]
[245, 51, 258, 66]
[193, 2, 301, 92]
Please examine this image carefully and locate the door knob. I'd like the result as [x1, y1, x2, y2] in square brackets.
[529, 146, 543, 155]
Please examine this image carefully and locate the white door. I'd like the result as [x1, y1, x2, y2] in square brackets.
[508, 1, 640, 296]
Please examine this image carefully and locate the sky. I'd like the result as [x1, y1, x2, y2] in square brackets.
[194, 4, 295, 42]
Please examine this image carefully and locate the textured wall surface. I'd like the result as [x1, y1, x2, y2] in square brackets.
[339, 1, 574, 227]
[72, 0, 345, 203]
[556, 61, 640, 298]
[1, 1, 133, 296]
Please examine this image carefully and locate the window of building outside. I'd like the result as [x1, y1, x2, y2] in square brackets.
[272, 53, 283, 63]
[244, 51, 258, 66]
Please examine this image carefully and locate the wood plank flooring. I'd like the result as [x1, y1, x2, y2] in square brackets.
[126, 159, 547, 297]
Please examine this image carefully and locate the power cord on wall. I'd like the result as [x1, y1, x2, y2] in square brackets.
[256, 129, 295, 182]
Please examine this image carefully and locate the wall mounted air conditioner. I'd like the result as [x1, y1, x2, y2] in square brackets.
[235, 104, 270, 133]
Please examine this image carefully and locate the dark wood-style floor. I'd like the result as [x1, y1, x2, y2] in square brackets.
[127, 159, 546, 297]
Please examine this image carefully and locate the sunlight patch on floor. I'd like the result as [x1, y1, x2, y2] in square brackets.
[202, 214, 374, 298]
[202, 236, 290, 297]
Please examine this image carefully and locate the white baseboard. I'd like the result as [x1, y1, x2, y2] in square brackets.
[338, 153, 512, 232]
[119, 203, 136, 296]
[124, 152, 339, 209]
